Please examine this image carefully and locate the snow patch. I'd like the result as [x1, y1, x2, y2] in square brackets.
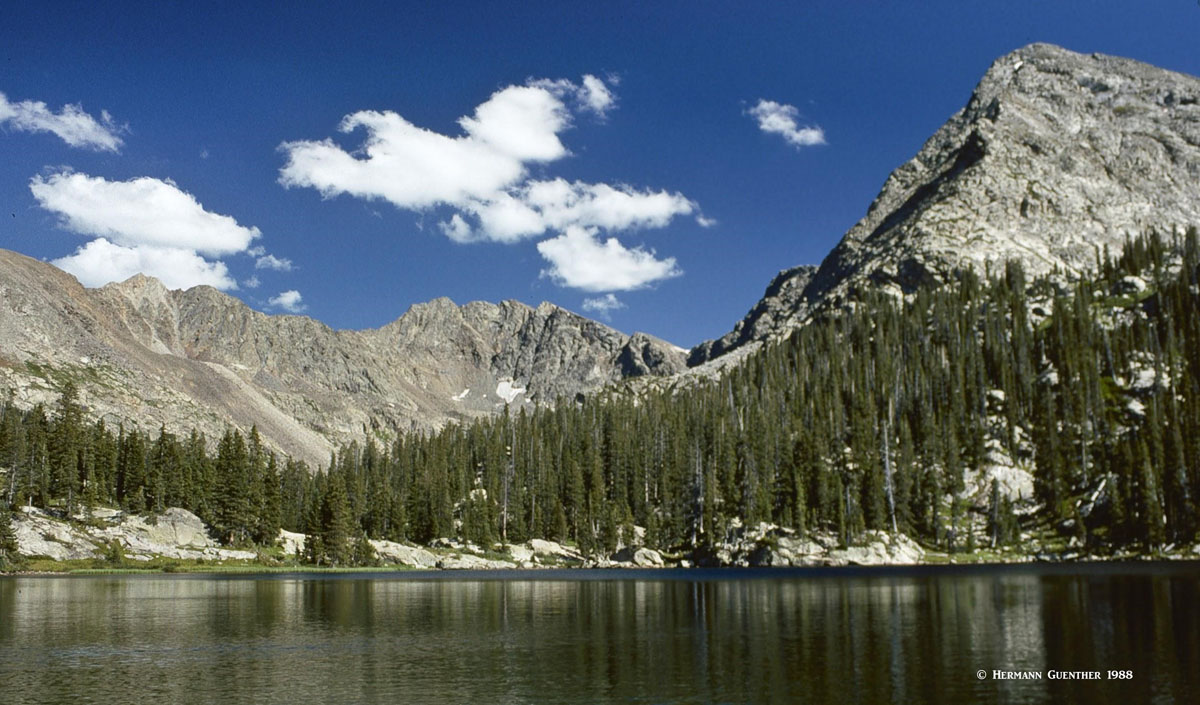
[495, 379, 526, 403]
[452, 388, 470, 402]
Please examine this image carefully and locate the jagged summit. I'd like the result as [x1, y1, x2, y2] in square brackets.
[688, 265, 817, 367]
[691, 43, 1200, 365]
[0, 248, 685, 467]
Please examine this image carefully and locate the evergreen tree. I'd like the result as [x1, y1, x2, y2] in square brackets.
[318, 471, 356, 565]
[0, 505, 19, 570]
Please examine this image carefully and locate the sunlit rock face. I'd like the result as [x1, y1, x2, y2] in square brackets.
[691, 43, 1200, 365]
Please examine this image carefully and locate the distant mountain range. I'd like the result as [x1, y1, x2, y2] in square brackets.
[3, 42, 1198, 464]
[0, 253, 684, 466]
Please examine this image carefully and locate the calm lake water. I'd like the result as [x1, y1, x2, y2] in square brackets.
[1, 564, 1198, 704]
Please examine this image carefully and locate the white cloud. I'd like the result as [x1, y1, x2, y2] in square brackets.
[696, 215, 717, 228]
[530, 74, 616, 117]
[438, 213, 475, 243]
[244, 275, 261, 289]
[280, 74, 696, 293]
[53, 238, 236, 290]
[537, 226, 681, 292]
[458, 84, 571, 161]
[254, 254, 294, 271]
[581, 293, 625, 319]
[464, 192, 546, 242]
[268, 290, 306, 313]
[33, 171, 264, 291]
[0, 91, 125, 152]
[31, 172, 260, 255]
[748, 99, 825, 148]
[278, 100, 543, 210]
[522, 179, 694, 233]
[580, 75, 615, 116]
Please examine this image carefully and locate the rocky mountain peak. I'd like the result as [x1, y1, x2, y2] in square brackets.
[809, 42, 1200, 300]
[691, 43, 1200, 365]
[0, 250, 685, 467]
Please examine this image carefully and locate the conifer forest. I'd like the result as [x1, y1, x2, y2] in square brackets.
[2, 232, 1198, 565]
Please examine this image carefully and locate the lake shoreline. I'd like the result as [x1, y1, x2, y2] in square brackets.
[9, 504, 1200, 577]
[7, 552, 1200, 578]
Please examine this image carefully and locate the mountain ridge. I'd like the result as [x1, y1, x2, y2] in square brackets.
[0, 248, 685, 467]
[689, 42, 1200, 364]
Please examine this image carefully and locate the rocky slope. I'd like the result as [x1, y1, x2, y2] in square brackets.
[687, 265, 816, 366]
[0, 250, 685, 467]
[691, 43, 1200, 364]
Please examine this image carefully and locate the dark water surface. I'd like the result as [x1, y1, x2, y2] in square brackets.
[1, 563, 1198, 704]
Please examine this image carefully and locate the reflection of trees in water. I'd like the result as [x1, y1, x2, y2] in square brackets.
[0, 580, 13, 642]
[0, 571, 1197, 704]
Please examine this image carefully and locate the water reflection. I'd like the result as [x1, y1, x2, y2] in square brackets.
[0, 566, 1197, 704]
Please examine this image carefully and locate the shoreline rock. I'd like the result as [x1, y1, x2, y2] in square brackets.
[12, 506, 1193, 573]
[14, 506, 256, 562]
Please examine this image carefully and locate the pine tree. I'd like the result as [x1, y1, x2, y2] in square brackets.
[0, 506, 19, 569]
[319, 471, 356, 566]
[48, 382, 84, 515]
[213, 430, 253, 545]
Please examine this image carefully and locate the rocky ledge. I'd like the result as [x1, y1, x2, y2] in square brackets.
[692, 522, 926, 568]
[14, 506, 256, 562]
[11, 506, 939, 571]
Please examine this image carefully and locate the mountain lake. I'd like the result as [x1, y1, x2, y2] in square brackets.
[1, 563, 1198, 704]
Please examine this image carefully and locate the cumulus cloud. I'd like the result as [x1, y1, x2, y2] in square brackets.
[0, 91, 125, 152]
[254, 254, 294, 271]
[748, 99, 825, 148]
[31, 172, 260, 255]
[537, 226, 680, 292]
[52, 238, 236, 290]
[33, 171, 263, 291]
[581, 293, 625, 319]
[280, 75, 696, 293]
[438, 213, 475, 243]
[278, 86, 562, 211]
[268, 290, 306, 313]
[521, 179, 694, 233]
[244, 275, 261, 289]
[528, 73, 616, 118]
[579, 75, 615, 116]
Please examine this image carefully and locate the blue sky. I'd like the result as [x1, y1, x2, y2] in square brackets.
[2, 1, 1198, 347]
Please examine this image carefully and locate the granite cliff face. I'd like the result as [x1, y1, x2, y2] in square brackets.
[0, 250, 684, 467]
[691, 43, 1200, 364]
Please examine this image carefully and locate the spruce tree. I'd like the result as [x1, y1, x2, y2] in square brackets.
[0, 506, 19, 569]
[319, 471, 356, 565]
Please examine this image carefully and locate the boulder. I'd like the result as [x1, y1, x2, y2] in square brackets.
[525, 538, 584, 563]
[437, 553, 516, 570]
[279, 529, 306, 556]
[611, 546, 665, 567]
[371, 540, 439, 569]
